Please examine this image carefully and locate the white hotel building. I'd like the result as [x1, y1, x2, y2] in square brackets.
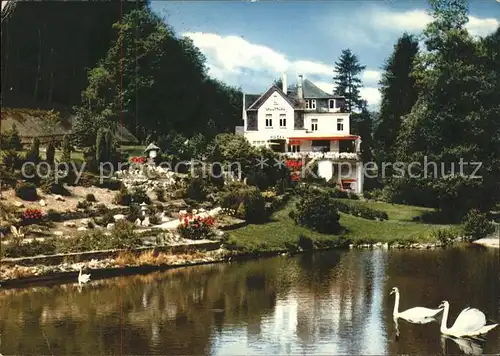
[236, 74, 364, 193]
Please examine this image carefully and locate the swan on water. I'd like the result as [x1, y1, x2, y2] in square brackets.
[391, 287, 443, 322]
[438, 301, 498, 338]
[78, 266, 91, 286]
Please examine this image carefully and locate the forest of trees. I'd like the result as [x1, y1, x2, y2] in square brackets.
[1, 1, 242, 144]
[2, 0, 498, 222]
[330, 0, 499, 221]
[372, 0, 500, 221]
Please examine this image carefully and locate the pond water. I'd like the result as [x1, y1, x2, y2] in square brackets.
[0, 247, 499, 355]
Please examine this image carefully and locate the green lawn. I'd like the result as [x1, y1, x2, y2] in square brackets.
[227, 198, 460, 252]
[119, 145, 146, 157]
[54, 149, 84, 164]
[333, 199, 434, 222]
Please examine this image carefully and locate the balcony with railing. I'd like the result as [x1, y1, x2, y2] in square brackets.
[283, 151, 360, 161]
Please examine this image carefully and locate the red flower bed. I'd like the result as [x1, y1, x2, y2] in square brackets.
[285, 160, 303, 170]
[22, 208, 43, 221]
[177, 212, 215, 240]
[130, 156, 146, 164]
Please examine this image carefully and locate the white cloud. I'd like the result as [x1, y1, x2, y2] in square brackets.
[467, 16, 499, 37]
[372, 9, 432, 32]
[315, 82, 335, 94]
[185, 32, 380, 106]
[293, 60, 333, 76]
[371, 9, 498, 37]
[362, 70, 382, 84]
[360, 87, 381, 108]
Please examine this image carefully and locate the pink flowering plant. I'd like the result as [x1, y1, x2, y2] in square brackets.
[177, 212, 216, 240]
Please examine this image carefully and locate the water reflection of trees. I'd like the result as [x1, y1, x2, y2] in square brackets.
[0, 248, 498, 355]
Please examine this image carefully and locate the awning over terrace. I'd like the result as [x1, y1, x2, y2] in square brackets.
[288, 135, 360, 144]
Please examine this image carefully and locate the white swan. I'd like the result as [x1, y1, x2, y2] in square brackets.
[391, 287, 443, 322]
[439, 300, 498, 338]
[78, 266, 91, 286]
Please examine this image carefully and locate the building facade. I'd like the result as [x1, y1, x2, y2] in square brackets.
[236, 74, 364, 193]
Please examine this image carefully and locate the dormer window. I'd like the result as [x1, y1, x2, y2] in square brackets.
[329, 99, 335, 109]
[305, 100, 316, 109]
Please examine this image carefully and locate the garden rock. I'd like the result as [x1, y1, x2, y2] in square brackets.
[54, 195, 65, 201]
[107, 223, 115, 230]
[39, 199, 47, 207]
[114, 214, 125, 221]
[14, 202, 24, 208]
[63, 221, 76, 228]
[53, 231, 64, 236]
[77, 227, 87, 231]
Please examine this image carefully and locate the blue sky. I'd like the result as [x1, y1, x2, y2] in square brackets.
[151, 0, 500, 109]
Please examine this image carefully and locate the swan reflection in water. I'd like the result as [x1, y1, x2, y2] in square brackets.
[393, 316, 438, 340]
[441, 335, 485, 355]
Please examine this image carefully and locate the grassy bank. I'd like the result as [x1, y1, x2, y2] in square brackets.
[227, 199, 460, 252]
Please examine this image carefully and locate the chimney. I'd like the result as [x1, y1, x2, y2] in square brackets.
[282, 72, 287, 93]
[297, 75, 303, 100]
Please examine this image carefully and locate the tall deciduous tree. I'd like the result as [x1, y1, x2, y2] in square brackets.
[375, 33, 419, 162]
[73, 7, 241, 146]
[391, 0, 500, 220]
[333, 49, 366, 112]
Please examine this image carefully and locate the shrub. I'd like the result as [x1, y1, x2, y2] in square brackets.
[1, 149, 19, 171]
[2, 123, 22, 151]
[115, 184, 132, 206]
[430, 228, 459, 245]
[3, 238, 57, 258]
[328, 187, 349, 199]
[76, 200, 91, 210]
[15, 182, 38, 201]
[46, 140, 56, 164]
[61, 134, 71, 162]
[86, 193, 97, 202]
[96, 211, 115, 226]
[58, 220, 141, 253]
[0, 166, 18, 188]
[291, 190, 341, 234]
[26, 137, 40, 163]
[127, 204, 141, 222]
[242, 189, 267, 223]
[46, 209, 62, 222]
[177, 212, 215, 240]
[298, 234, 314, 250]
[76, 172, 98, 187]
[154, 187, 166, 202]
[130, 186, 151, 204]
[40, 174, 71, 196]
[95, 203, 109, 214]
[219, 184, 269, 223]
[347, 192, 360, 200]
[185, 176, 209, 201]
[462, 209, 494, 242]
[97, 178, 121, 191]
[149, 214, 161, 225]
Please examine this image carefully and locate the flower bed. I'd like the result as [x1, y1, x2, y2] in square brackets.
[22, 208, 43, 224]
[130, 156, 146, 164]
[177, 212, 215, 240]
